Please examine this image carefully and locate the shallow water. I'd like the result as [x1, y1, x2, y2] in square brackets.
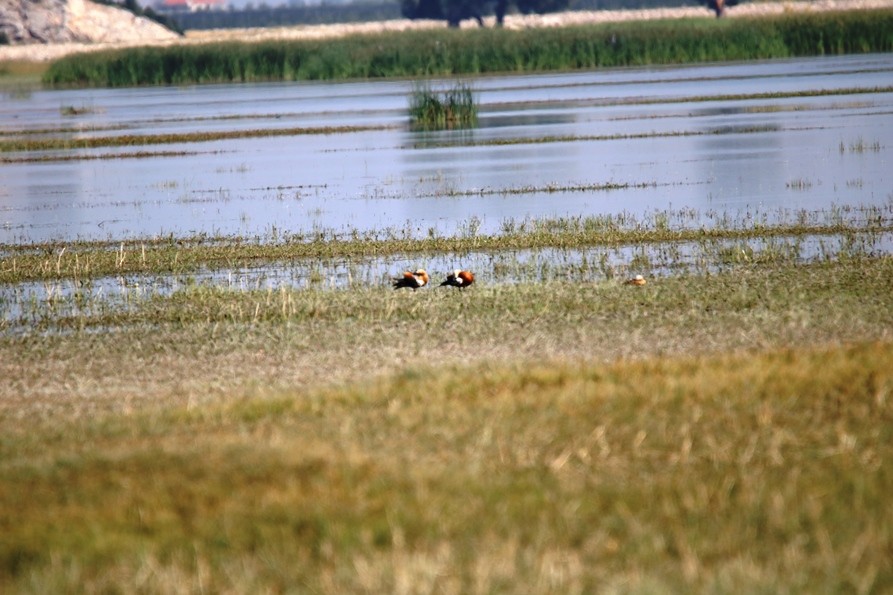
[3, 225, 892, 332]
[2, 54, 891, 244]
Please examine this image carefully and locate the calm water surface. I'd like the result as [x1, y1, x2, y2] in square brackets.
[2, 53, 891, 244]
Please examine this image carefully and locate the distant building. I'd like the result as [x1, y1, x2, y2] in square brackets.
[155, 0, 227, 13]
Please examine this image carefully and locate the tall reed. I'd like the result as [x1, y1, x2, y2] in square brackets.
[408, 83, 478, 130]
[42, 9, 893, 87]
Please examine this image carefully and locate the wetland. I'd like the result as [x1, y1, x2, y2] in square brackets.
[2, 43, 892, 593]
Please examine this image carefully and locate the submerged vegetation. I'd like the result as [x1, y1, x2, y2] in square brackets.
[840, 136, 884, 154]
[42, 9, 893, 87]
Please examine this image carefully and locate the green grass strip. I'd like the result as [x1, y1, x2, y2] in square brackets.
[2, 213, 891, 284]
[0, 124, 388, 153]
[42, 9, 893, 87]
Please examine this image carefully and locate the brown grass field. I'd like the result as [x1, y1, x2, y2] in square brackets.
[2, 253, 892, 592]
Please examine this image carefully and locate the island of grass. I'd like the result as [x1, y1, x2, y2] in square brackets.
[2, 251, 893, 591]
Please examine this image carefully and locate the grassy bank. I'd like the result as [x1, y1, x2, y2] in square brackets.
[1, 254, 892, 592]
[42, 9, 893, 87]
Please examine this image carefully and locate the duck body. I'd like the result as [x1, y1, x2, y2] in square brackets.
[440, 270, 475, 289]
[393, 269, 429, 290]
[624, 274, 647, 286]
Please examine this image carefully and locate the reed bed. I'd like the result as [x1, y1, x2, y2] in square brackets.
[409, 83, 478, 130]
[42, 9, 893, 87]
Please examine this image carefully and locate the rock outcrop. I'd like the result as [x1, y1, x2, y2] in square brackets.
[0, 0, 179, 45]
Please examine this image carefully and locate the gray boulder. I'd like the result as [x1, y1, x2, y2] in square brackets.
[0, 0, 179, 44]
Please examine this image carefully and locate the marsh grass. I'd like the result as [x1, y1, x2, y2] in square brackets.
[0, 150, 200, 164]
[409, 83, 478, 130]
[2, 205, 891, 285]
[0, 123, 387, 154]
[9, 230, 861, 331]
[840, 136, 883, 154]
[1, 256, 892, 591]
[0, 60, 47, 91]
[786, 178, 813, 190]
[4, 255, 893, 380]
[42, 9, 893, 87]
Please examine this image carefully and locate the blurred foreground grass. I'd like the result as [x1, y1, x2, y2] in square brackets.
[2, 256, 892, 592]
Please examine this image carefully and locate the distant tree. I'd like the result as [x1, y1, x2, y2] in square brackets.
[402, 0, 568, 28]
[402, 0, 446, 20]
[169, 2, 402, 30]
[706, 0, 738, 17]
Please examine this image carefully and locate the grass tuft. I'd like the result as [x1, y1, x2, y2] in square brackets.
[409, 82, 478, 130]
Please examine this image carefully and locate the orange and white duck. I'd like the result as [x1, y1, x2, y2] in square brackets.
[624, 274, 647, 286]
[439, 269, 475, 289]
[392, 269, 429, 290]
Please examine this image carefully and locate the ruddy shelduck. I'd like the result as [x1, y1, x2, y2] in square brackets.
[392, 269, 429, 290]
[624, 274, 647, 286]
[439, 269, 475, 289]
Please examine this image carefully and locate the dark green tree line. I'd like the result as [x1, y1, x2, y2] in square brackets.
[402, 0, 570, 27]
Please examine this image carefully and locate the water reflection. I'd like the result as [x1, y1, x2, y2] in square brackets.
[480, 111, 578, 129]
[697, 130, 787, 206]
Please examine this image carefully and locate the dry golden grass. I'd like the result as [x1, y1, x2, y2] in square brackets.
[2, 343, 892, 592]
